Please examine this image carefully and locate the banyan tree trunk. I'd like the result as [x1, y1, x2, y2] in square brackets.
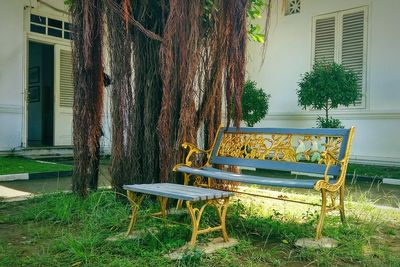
[71, 0, 105, 197]
[71, 0, 252, 196]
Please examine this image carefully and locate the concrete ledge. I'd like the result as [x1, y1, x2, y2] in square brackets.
[0, 170, 72, 182]
[0, 173, 29, 182]
[0, 185, 32, 200]
[382, 178, 400, 186]
[29, 170, 72, 179]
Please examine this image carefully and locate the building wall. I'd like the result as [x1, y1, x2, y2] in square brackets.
[247, 0, 400, 165]
[0, 0, 25, 150]
[0, 0, 111, 152]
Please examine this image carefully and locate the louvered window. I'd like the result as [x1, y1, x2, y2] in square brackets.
[312, 7, 367, 107]
[341, 11, 365, 105]
[59, 50, 74, 107]
[314, 17, 335, 62]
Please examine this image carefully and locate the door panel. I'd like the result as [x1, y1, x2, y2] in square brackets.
[54, 45, 73, 145]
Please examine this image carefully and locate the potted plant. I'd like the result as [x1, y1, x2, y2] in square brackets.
[241, 80, 270, 127]
[297, 61, 360, 128]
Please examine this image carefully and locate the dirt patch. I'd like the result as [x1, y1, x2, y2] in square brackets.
[0, 223, 28, 245]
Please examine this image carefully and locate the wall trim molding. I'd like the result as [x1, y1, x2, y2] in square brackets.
[0, 105, 23, 114]
[265, 110, 400, 120]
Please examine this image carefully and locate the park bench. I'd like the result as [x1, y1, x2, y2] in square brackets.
[123, 183, 233, 246]
[173, 126, 355, 239]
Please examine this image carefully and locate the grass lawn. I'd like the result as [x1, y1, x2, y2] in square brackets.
[1, 190, 399, 266]
[0, 157, 72, 175]
[347, 164, 400, 178]
[242, 163, 400, 180]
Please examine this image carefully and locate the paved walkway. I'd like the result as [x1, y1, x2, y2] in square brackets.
[0, 185, 32, 200]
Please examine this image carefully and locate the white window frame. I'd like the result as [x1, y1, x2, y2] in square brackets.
[311, 6, 368, 109]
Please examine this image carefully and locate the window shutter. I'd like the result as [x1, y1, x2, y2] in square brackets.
[341, 10, 365, 105]
[314, 17, 336, 62]
[59, 50, 73, 107]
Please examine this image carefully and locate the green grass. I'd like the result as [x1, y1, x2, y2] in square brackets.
[1, 190, 400, 266]
[243, 163, 400, 180]
[0, 156, 72, 175]
[347, 164, 400, 179]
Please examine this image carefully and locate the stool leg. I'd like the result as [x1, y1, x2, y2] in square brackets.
[186, 198, 231, 246]
[186, 201, 207, 246]
[176, 199, 183, 210]
[213, 198, 230, 242]
[157, 196, 168, 218]
[176, 174, 190, 209]
[126, 191, 144, 237]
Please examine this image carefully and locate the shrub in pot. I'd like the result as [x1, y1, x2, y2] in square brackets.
[297, 61, 360, 128]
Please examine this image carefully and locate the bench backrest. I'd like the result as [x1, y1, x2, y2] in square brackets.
[209, 127, 355, 176]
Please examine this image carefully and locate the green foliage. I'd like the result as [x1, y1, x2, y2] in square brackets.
[202, 0, 267, 43]
[241, 80, 270, 127]
[297, 61, 360, 128]
[316, 116, 344, 128]
[64, 0, 73, 7]
[179, 247, 204, 266]
[248, 24, 265, 43]
[297, 61, 360, 110]
[247, 0, 267, 43]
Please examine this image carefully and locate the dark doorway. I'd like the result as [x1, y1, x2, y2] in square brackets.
[27, 41, 54, 146]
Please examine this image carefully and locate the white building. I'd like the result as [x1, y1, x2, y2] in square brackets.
[0, 0, 399, 166]
[0, 0, 111, 154]
[247, 0, 400, 166]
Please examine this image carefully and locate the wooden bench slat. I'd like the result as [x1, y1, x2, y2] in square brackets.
[161, 183, 227, 200]
[175, 166, 337, 189]
[124, 184, 201, 201]
[210, 157, 341, 176]
[159, 184, 222, 201]
[135, 185, 203, 200]
[123, 183, 233, 201]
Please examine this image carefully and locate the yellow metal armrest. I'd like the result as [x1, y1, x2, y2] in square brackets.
[179, 142, 212, 168]
[315, 158, 347, 192]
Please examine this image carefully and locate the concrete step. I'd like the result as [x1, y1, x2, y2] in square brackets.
[13, 147, 73, 159]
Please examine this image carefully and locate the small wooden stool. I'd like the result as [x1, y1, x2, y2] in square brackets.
[123, 183, 234, 246]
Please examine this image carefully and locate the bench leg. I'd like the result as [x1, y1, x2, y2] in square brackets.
[339, 185, 346, 223]
[186, 201, 205, 246]
[213, 198, 230, 242]
[316, 189, 327, 240]
[126, 191, 145, 237]
[186, 198, 230, 246]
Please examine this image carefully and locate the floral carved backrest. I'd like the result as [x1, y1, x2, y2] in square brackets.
[210, 127, 354, 176]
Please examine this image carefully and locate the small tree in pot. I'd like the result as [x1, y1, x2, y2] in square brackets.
[297, 61, 360, 128]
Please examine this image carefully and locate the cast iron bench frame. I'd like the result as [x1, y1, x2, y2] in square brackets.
[173, 126, 355, 239]
[123, 183, 233, 246]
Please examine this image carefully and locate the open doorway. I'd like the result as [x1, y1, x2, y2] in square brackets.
[27, 41, 54, 147]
